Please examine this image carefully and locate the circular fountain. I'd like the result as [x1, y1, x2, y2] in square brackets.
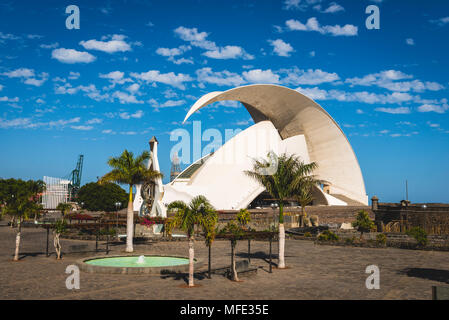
[77, 254, 199, 274]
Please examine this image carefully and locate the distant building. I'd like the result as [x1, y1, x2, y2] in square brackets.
[41, 176, 71, 209]
[170, 154, 181, 182]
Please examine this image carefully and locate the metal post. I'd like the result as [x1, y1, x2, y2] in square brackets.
[46, 226, 49, 257]
[106, 224, 109, 254]
[95, 223, 99, 253]
[208, 244, 211, 279]
[248, 239, 251, 264]
[269, 237, 273, 273]
[230, 240, 234, 279]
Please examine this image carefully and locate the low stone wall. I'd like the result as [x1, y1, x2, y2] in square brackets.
[217, 206, 372, 230]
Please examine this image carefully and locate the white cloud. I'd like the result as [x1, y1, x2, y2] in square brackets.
[131, 70, 193, 90]
[71, 125, 93, 131]
[156, 46, 190, 57]
[196, 68, 245, 86]
[426, 121, 440, 128]
[406, 38, 415, 46]
[346, 70, 444, 93]
[282, 68, 339, 85]
[52, 48, 96, 64]
[2, 68, 35, 78]
[156, 46, 193, 64]
[126, 83, 140, 93]
[86, 118, 103, 124]
[0, 116, 82, 130]
[174, 26, 254, 60]
[375, 107, 411, 114]
[430, 16, 449, 27]
[40, 42, 59, 49]
[268, 39, 294, 57]
[1, 68, 47, 87]
[286, 17, 358, 36]
[283, 0, 322, 11]
[79, 34, 131, 53]
[417, 102, 449, 114]
[68, 71, 80, 80]
[243, 69, 280, 84]
[203, 45, 254, 60]
[112, 91, 143, 104]
[322, 2, 344, 13]
[24, 73, 48, 87]
[0, 96, 19, 102]
[295, 86, 414, 105]
[151, 99, 186, 108]
[174, 26, 216, 50]
[54, 83, 109, 102]
[119, 110, 144, 119]
[99, 71, 124, 81]
[0, 32, 20, 41]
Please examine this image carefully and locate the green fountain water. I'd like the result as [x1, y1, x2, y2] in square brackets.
[85, 255, 189, 268]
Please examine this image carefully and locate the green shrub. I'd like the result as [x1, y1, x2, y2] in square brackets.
[236, 209, 251, 227]
[352, 210, 375, 240]
[376, 233, 387, 245]
[318, 230, 339, 242]
[406, 227, 428, 246]
[304, 232, 312, 237]
[345, 236, 356, 245]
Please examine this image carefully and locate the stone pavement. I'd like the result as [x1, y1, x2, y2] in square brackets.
[0, 223, 448, 300]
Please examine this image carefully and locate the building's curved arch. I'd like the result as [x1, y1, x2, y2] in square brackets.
[184, 84, 368, 205]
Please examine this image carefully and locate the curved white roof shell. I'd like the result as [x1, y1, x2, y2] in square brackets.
[181, 84, 368, 206]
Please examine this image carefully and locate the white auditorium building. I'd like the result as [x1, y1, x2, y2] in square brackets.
[134, 84, 368, 217]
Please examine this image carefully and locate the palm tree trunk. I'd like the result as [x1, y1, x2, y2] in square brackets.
[126, 185, 134, 253]
[54, 233, 61, 259]
[301, 206, 306, 227]
[278, 202, 286, 269]
[231, 241, 239, 281]
[13, 218, 21, 261]
[188, 236, 194, 287]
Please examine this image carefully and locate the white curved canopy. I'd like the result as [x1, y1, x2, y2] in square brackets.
[184, 84, 368, 205]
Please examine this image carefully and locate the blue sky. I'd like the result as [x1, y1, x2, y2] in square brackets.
[0, 0, 448, 203]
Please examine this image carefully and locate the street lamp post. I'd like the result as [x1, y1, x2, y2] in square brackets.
[270, 202, 278, 230]
[115, 202, 121, 238]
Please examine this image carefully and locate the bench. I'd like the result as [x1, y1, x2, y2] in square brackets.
[432, 286, 449, 300]
[226, 260, 258, 278]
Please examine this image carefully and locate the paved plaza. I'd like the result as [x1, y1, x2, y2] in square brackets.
[0, 222, 448, 300]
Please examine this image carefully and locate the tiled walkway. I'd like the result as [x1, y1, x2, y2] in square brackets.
[0, 224, 448, 299]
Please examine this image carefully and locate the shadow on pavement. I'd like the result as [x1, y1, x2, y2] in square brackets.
[400, 268, 449, 284]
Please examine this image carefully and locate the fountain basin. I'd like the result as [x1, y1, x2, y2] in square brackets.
[77, 254, 200, 274]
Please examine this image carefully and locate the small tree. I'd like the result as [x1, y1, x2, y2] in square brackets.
[167, 196, 216, 287]
[236, 209, 251, 228]
[352, 210, 375, 240]
[53, 219, 67, 259]
[220, 220, 245, 281]
[56, 202, 72, 217]
[406, 227, 428, 247]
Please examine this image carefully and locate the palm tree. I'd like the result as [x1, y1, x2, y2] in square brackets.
[2, 179, 44, 261]
[167, 196, 217, 287]
[291, 161, 321, 227]
[245, 152, 316, 269]
[100, 149, 162, 252]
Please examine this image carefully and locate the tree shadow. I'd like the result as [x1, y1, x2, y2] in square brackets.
[399, 268, 449, 284]
[160, 271, 208, 284]
[236, 251, 278, 266]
